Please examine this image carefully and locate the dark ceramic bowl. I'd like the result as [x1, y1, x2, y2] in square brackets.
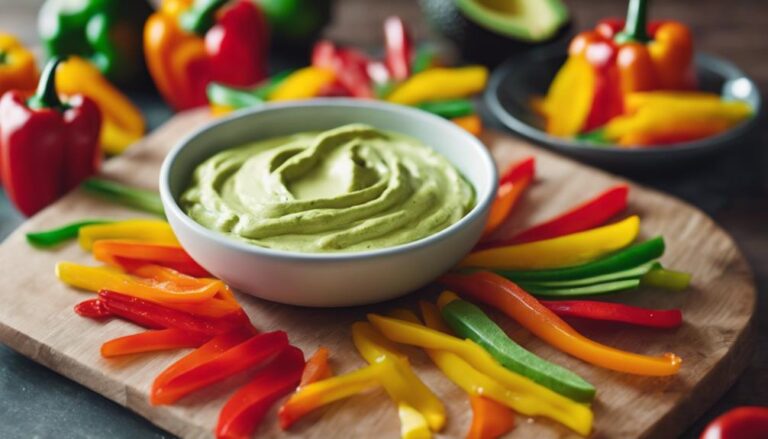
[486, 47, 761, 168]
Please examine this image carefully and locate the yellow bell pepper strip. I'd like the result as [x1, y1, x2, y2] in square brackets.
[78, 219, 178, 251]
[389, 308, 515, 439]
[387, 66, 488, 105]
[278, 362, 384, 429]
[368, 311, 593, 436]
[439, 271, 683, 376]
[353, 322, 446, 432]
[481, 174, 531, 239]
[451, 114, 483, 136]
[56, 262, 223, 304]
[467, 396, 515, 439]
[81, 178, 164, 216]
[55, 57, 145, 155]
[268, 66, 336, 101]
[0, 33, 38, 96]
[100, 328, 211, 358]
[461, 215, 640, 270]
[398, 403, 431, 439]
[603, 92, 752, 146]
[543, 56, 595, 136]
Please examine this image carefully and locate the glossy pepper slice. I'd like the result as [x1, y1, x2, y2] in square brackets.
[151, 330, 288, 405]
[0, 56, 101, 216]
[206, 70, 291, 113]
[495, 236, 665, 282]
[92, 239, 209, 277]
[540, 300, 682, 329]
[81, 178, 164, 217]
[215, 345, 304, 439]
[387, 66, 488, 105]
[700, 406, 768, 439]
[368, 311, 593, 436]
[438, 292, 595, 402]
[520, 278, 641, 297]
[101, 328, 211, 357]
[523, 261, 658, 288]
[461, 215, 640, 270]
[415, 99, 474, 119]
[26, 219, 112, 247]
[78, 219, 178, 251]
[0, 33, 38, 96]
[268, 66, 336, 101]
[440, 271, 682, 376]
[311, 40, 373, 98]
[491, 184, 629, 246]
[383, 16, 412, 81]
[451, 114, 483, 136]
[74, 297, 111, 319]
[300, 347, 332, 386]
[481, 175, 531, 239]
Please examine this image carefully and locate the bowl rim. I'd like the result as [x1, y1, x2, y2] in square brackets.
[485, 50, 762, 156]
[159, 98, 498, 262]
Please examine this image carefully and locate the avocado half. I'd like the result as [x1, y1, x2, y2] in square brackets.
[420, 0, 571, 65]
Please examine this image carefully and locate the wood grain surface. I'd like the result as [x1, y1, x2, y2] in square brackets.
[0, 109, 757, 438]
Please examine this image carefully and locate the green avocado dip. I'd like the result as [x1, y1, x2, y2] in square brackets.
[181, 124, 475, 252]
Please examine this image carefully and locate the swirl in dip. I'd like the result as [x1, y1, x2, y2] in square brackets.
[181, 124, 475, 252]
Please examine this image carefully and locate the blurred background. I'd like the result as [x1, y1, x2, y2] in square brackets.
[0, 0, 766, 438]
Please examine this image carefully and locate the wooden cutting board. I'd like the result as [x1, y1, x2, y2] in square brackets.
[0, 109, 756, 439]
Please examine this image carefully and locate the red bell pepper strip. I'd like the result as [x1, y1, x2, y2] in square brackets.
[499, 157, 536, 187]
[539, 300, 683, 329]
[0, 56, 101, 216]
[440, 271, 683, 376]
[311, 40, 373, 98]
[101, 328, 211, 358]
[383, 16, 412, 81]
[467, 395, 515, 439]
[74, 298, 111, 319]
[215, 346, 305, 439]
[700, 406, 768, 439]
[92, 239, 210, 278]
[151, 330, 288, 405]
[486, 184, 629, 248]
[97, 290, 251, 335]
[481, 176, 531, 239]
[300, 347, 332, 387]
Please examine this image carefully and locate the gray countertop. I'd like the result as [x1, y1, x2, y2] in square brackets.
[1, 0, 766, 438]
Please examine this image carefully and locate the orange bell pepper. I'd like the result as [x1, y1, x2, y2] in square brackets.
[100, 328, 211, 358]
[481, 175, 531, 239]
[467, 396, 516, 439]
[440, 271, 682, 376]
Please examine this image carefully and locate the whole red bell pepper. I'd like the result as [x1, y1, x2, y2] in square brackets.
[144, 0, 269, 110]
[0, 57, 101, 216]
[700, 407, 768, 439]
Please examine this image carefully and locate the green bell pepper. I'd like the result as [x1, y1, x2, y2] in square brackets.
[441, 298, 595, 402]
[520, 279, 641, 297]
[38, 0, 152, 87]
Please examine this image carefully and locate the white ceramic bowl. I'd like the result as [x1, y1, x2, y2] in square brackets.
[160, 99, 497, 307]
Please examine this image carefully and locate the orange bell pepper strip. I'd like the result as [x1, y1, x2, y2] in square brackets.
[100, 328, 211, 358]
[300, 347, 333, 387]
[55, 56, 145, 155]
[462, 215, 640, 270]
[481, 176, 531, 239]
[452, 114, 483, 136]
[440, 271, 682, 376]
[151, 330, 288, 405]
[468, 396, 516, 439]
[0, 33, 38, 96]
[92, 239, 210, 278]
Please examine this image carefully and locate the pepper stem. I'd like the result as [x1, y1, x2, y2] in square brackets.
[616, 0, 651, 44]
[0, 51, 7, 65]
[28, 56, 67, 111]
[180, 0, 228, 35]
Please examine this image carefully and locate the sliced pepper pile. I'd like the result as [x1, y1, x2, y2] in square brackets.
[205, 16, 488, 136]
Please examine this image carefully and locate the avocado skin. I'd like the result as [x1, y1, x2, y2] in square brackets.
[419, 0, 572, 66]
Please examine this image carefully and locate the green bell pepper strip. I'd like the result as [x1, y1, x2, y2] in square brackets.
[26, 219, 113, 247]
[415, 99, 474, 119]
[440, 297, 595, 402]
[38, 0, 152, 87]
[520, 279, 640, 297]
[206, 71, 293, 109]
[411, 46, 438, 74]
[495, 236, 665, 282]
[641, 268, 691, 291]
[528, 261, 660, 288]
[81, 178, 164, 217]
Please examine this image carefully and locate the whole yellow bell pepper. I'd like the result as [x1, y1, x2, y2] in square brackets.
[0, 33, 37, 95]
[78, 219, 179, 251]
[460, 215, 639, 270]
[368, 312, 593, 436]
[268, 67, 336, 101]
[55, 57, 145, 155]
[387, 66, 488, 105]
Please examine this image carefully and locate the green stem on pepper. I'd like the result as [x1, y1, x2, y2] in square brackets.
[616, 0, 651, 44]
[27, 56, 68, 111]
